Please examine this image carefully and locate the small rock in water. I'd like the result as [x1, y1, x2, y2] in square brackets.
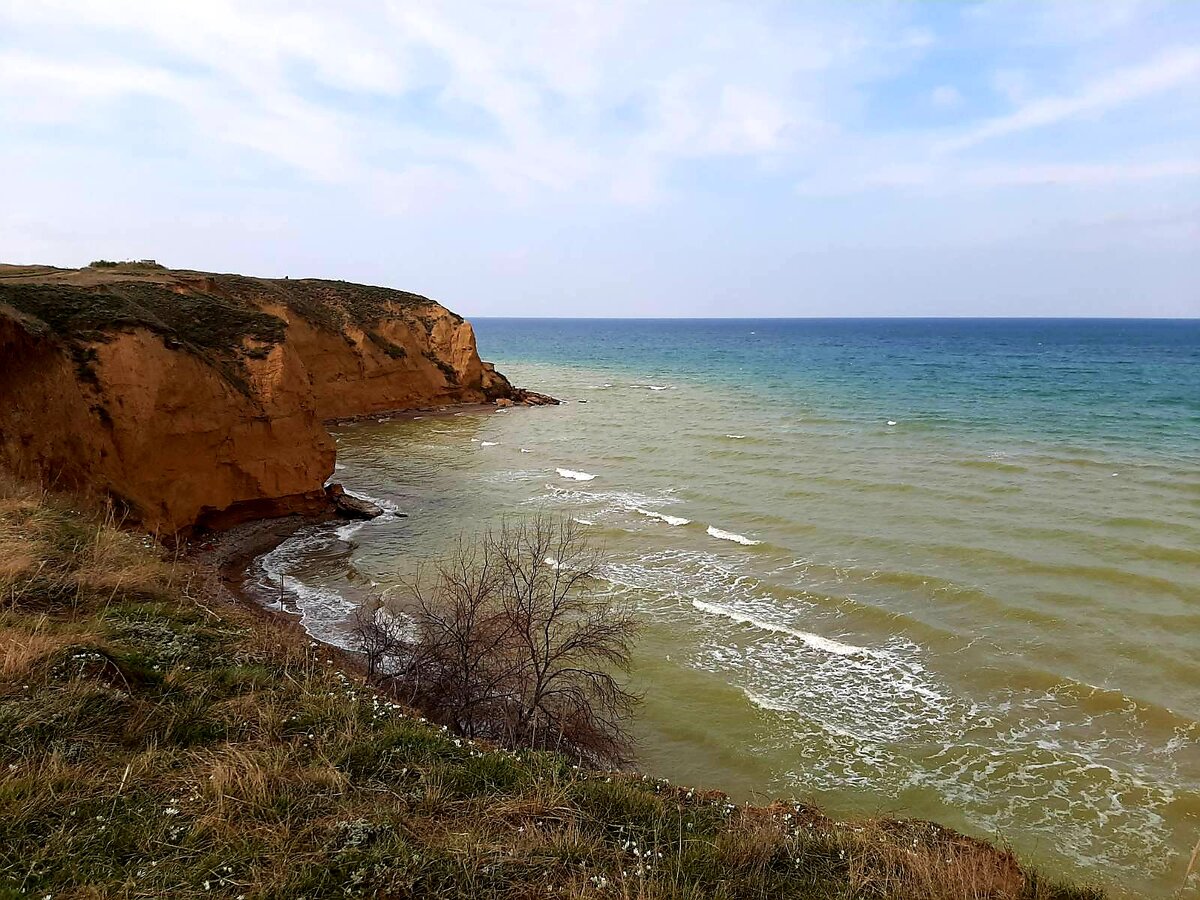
[326, 483, 385, 520]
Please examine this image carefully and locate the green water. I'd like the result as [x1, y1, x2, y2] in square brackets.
[253, 319, 1200, 897]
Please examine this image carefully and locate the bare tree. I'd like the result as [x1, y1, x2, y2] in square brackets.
[356, 515, 640, 765]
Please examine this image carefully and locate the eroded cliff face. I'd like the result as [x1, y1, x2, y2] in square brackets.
[0, 263, 551, 534]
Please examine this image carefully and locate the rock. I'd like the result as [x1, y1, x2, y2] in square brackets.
[495, 397, 515, 408]
[326, 483, 385, 520]
[516, 390, 560, 407]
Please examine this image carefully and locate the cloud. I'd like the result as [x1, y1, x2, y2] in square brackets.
[824, 158, 1200, 193]
[0, 0, 1196, 316]
[940, 46, 1200, 152]
[0, 0, 927, 205]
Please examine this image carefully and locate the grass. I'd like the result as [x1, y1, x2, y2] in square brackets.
[0, 477, 1106, 899]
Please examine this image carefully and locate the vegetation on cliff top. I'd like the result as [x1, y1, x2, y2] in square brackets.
[0, 478, 1104, 899]
[0, 263, 456, 388]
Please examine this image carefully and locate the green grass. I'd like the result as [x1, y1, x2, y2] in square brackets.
[0, 481, 1106, 899]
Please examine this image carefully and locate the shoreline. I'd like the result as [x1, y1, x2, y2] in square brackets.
[191, 512, 358, 654]
[194, 396, 563, 664]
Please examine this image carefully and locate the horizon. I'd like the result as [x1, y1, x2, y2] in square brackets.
[472, 314, 1200, 321]
[2, 1, 1198, 318]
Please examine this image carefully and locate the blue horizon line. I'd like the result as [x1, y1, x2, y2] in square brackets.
[468, 315, 1200, 322]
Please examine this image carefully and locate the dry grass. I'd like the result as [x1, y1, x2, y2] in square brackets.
[0, 615, 103, 677]
[71, 522, 173, 594]
[0, 481, 1106, 899]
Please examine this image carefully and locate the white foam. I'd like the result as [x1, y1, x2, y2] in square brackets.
[691, 598, 867, 657]
[335, 521, 368, 541]
[572, 518, 595, 526]
[342, 488, 401, 514]
[556, 468, 596, 481]
[648, 385, 669, 391]
[635, 507, 691, 527]
[742, 688, 793, 713]
[707, 525, 761, 546]
[724, 434, 746, 439]
[481, 441, 499, 447]
[333, 490, 401, 542]
[520, 448, 532, 453]
[255, 531, 359, 650]
[887, 420, 897, 427]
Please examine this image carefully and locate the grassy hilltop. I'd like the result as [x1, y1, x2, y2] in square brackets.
[0, 261, 448, 391]
[0, 480, 1102, 899]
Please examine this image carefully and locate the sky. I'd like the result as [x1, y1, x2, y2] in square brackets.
[1, 0, 1197, 318]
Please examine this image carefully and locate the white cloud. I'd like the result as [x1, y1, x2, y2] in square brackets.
[0, 0, 926, 205]
[940, 46, 1200, 152]
[844, 158, 1200, 191]
[964, 0, 1163, 45]
[0, 0, 1196, 315]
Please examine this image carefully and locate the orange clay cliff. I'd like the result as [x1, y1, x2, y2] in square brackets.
[0, 262, 553, 534]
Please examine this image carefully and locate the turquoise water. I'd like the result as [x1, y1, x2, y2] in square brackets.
[254, 319, 1200, 897]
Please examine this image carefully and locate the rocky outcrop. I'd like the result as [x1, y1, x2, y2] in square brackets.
[0, 263, 553, 534]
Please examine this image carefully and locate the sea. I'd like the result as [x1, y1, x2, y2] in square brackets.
[249, 318, 1200, 897]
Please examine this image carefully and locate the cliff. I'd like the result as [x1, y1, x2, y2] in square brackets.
[0, 262, 552, 533]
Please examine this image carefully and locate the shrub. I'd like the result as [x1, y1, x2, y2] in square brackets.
[356, 516, 640, 765]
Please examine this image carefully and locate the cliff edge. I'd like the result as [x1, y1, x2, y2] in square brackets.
[0, 261, 553, 533]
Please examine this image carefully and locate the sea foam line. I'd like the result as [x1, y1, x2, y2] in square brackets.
[635, 507, 691, 526]
[556, 468, 596, 481]
[691, 598, 868, 657]
[707, 525, 760, 546]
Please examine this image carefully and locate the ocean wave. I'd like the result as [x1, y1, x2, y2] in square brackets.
[635, 507, 691, 526]
[724, 434, 746, 439]
[706, 525, 760, 546]
[342, 487, 401, 512]
[691, 598, 867, 656]
[481, 441, 499, 447]
[556, 468, 596, 481]
[335, 521, 368, 541]
[742, 688, 793, 713]
[253, 530, 360, 650]
[332, 489, 402, 542]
